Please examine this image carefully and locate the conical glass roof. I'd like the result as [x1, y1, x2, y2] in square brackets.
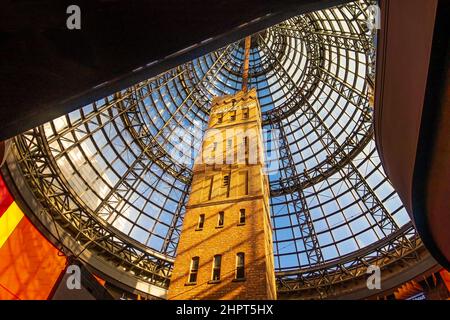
[13, 0, 420, 295]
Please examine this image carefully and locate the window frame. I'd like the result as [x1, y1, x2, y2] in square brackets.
[238, 209, 246, 225]
[217, 211, 225, 228]
[242, 107, 249, 119]
[188, 256, 200, 284]
[235, 252, 245, 280]
[197, 214, 205, 230]
[211, 255, 222, 282]
[230, 110, 236, 122]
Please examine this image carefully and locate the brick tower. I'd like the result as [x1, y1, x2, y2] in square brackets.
[167, 87, 276, 300]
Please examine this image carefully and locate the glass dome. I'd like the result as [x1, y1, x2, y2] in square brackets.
[13, 0, 420, 295]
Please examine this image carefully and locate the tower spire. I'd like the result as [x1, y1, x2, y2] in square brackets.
[242, 36, 251, 92]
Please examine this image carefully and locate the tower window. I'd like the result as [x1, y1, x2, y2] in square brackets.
[188, 257, 200, 284]
[223, 175, 229, 187]
[212, 255, 222, 281]
[222, 174, 231, 198]
[230, 110, 236, 121]
[236, 253, 245, 280]
[242, 108, 249, 119]
[207, 176, 213, 200]
[243, 136, 249, 162]
[217, 113, 223, 124]
[197, 214, 205, 230]
[239, 209, 246, 225]
[217, 211, 224, 228]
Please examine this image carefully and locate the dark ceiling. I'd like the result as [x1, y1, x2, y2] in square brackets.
[0, 0, 349, 139]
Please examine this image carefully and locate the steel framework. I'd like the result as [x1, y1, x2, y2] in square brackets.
[10, 0, 428, 298]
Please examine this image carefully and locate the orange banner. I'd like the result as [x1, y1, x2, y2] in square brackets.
[0, 174, 67, 300]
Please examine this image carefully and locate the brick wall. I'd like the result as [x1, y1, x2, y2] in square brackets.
[168, 89, 276, 300]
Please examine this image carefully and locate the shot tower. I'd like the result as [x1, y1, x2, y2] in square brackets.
[167, 37, 276, 300]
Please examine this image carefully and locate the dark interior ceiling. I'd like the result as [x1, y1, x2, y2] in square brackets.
[0, 0, 350, 140]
